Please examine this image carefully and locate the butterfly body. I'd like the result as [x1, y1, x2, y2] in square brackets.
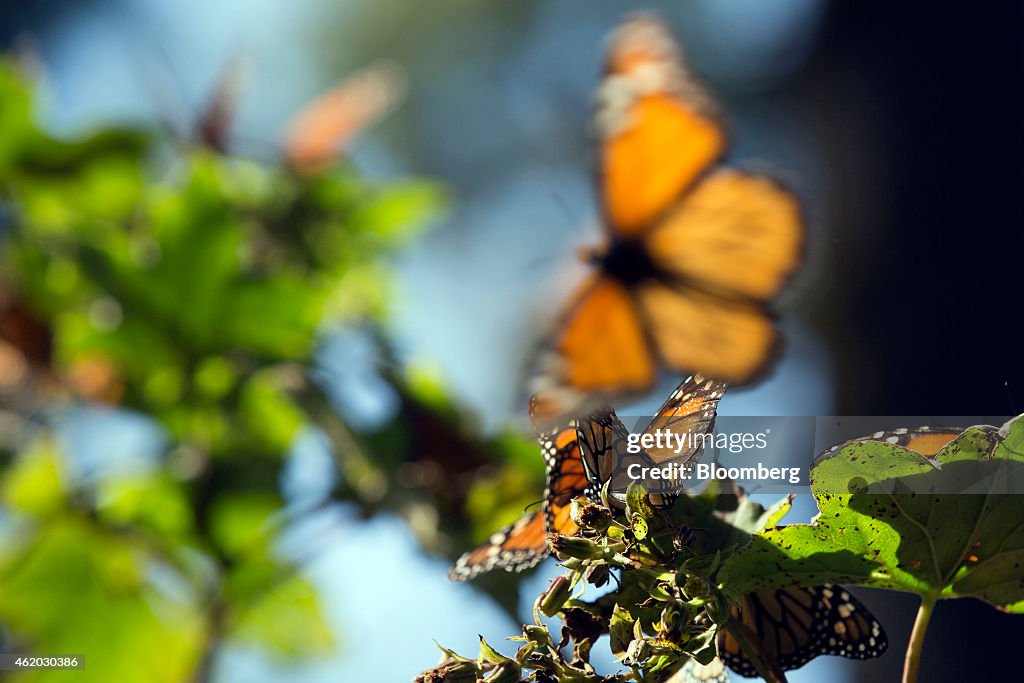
[589, 237, 660, 289]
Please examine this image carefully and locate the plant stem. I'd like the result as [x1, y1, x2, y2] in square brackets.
[903, 592, 937, 683]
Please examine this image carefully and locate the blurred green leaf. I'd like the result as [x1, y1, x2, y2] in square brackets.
[229, 574, 334, 658]
[0, 517, 204, 683]
[96, 474, 194, 541]
[209, 492, 280, 559]
[239, 373, 307, 454]
[0, 439, 65, 515]
[220, 278, 325, 358]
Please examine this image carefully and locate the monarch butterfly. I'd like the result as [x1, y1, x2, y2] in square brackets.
[820, 425, 970, 460]
[447, 416, 594, 581]
[283, 61, 406, 173]
[531, 14, 804, 422]
[718, 585, 888, 678]
[449, 373, 720, 580]
[576, 373, 726, 506]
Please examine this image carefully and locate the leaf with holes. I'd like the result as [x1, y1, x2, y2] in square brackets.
[718, 414, 1024, 612]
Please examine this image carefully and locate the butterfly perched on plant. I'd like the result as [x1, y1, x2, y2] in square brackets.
[819, 425, 974, 461]
[531, 14, 804, 422]
[576, 373, 726, 506]
[448, 373, 723, 580]
[450, 374, 889, 678]
[716, 584, 887, 678]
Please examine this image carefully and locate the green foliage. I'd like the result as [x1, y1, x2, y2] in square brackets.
[423, 416, 1024, 682]
[418, 483, 788, 683]
[0, 56, 531, 682]
[719, 415, 1024, 612]
[0, 446, 206, 683]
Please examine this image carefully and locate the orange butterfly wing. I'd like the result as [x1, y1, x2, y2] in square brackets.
[556, 278, 654, 392]
[283, 61, 405, 173]
[646, 170, 804, 301]
[897, 430, 960, 456]
[637, 282, 777, 384]
[642, 373, 727, 464]
[598, 15, 725, 237]
[541, 425, 591, 540]
[447, 509, 547, 581]
[719, 585, 887, 676]
[533, 277, 656, 421]
[448, 411, 593, 581]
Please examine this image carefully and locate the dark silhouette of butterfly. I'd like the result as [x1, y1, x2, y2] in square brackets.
[717, 584, 887, 678]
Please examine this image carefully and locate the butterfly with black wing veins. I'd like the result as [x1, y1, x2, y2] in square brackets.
[449, 373, 722, 580]
[531, 14, 804, 424]
[451, 373, 890, 678]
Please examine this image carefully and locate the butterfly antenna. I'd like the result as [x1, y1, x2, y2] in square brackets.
[1006, 380, 1018, 415]
[522, 498, 544, 514]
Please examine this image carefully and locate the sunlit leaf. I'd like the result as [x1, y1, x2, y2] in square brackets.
[719, 415, 1024, 613]
[208, 492, 280, 559]
[0, 517, 204, 683]
[0, 439, 65, 515]
[229, 574, 334, 658]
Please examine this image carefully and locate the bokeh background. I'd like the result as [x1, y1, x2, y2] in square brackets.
[1, 1, 1022, 681]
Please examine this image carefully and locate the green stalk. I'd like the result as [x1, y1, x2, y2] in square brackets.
[902, 592, 938, 683]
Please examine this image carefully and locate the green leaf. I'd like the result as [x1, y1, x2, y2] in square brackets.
[219, 277, 325, 358]
[228, 574, 334, 658]
[719, 415, 1024, 612]
[208, 492, 280, 559]
[755, 493, 794, 531]
[238, 373, 307, 454]
[609, 603, 635, 658]
[96, 474, 194, 541]
[0, 517, 204, 683]
[1, 439, 65, 515]
[477, 635, 511, 665]
[349, 180, 447, 246]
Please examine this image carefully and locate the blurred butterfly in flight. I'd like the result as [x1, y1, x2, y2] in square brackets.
[188, 57, 405, 169]
[531, 14, 804, 423]
[283, 61, 406, 173]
